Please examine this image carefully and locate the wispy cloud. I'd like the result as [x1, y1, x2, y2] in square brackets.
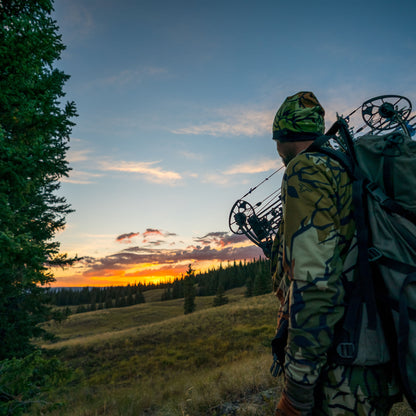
[99, 160, 182, 184]
[62, 170, 103, 185]
[53, 229, 261, 286]
[171, 108, 274, 137]
[66, 138, 93, 163]
[201, 158, 281, 186]
[179, 150, 204, 161]
[94, 67, 169, 87]
[224, 159, 281, 175]
[143, 229, 164, 238]
[116, 232, 140, 243]
[80, 232, 259, 276]
[67, 148, 93, 163]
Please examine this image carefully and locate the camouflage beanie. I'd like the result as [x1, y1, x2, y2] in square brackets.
[272, 91, 325, 142]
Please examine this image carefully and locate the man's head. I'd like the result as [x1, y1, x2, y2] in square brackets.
[272, 91, 325, 165]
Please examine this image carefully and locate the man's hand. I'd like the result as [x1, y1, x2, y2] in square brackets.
[275, 391, 302, 416]
[275, 377, 314, 416]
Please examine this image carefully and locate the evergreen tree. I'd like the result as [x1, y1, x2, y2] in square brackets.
[161, 286, 172, 301]
[0, 0, 77, 359]
[213, 283, 228, 307]
[127, 292, 134, 306]
[135, 288, 145, 304]
[245, 276, 254, 297]
[105, 297, 113, 309]
[253, 262, 272, 296]
[183, 264, 196, 314]
[172, 278, 184, 299]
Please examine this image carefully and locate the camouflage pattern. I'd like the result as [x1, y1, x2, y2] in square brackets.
[271, 151, 400, 414]
[316, 363, 399, 415]
[272, 92, 325, 141]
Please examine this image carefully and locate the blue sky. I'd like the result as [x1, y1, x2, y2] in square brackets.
[51, 0, 416, 286]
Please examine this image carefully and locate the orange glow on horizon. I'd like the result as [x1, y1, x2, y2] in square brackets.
[51, 263, 190, 287]
[49, 257, 252, 288]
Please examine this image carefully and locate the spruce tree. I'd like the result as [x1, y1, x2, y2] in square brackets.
[245, 276, 254, 297]
[253, 261, 272, 296]
[135, 288, 145, 304]
[0, 0, 77, 359]
[213, 282, 228, 307]
[183, 264, 196, 314]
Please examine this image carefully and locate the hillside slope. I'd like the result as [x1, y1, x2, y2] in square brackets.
[40, 291, 413, 416]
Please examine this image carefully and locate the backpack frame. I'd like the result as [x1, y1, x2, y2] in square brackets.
[311, 111, 416, 411]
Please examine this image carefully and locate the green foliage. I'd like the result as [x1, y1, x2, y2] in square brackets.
[0, 0, 77, 359]
[183, 264, 196, 314]
[213, 283, 228, 307]
[196, 258, 270, 297]
[245, 276, 254, 297]
[0, 351, 71, 415]
[253, 261, 272, 296]
[51, 284, 146, 313]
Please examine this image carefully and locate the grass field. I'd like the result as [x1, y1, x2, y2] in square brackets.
[37, 289, 413, 416]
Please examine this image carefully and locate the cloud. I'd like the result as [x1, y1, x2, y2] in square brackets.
[67, 148, 93, 163]
[171, 108, 274, 137]
[53, 227, 263, 286]
[56, 3, 94, 43]
[79, 231, 260, 276]
[95, 67, 169, 87]
[116, 232, 140, 243]
[193, 231, 245, 248]
[179, 150, 204, 161]
[201, 158, 282, 186]
[143, 228, 164, 238]
[99, 160, 182, 184]
[61, 170, 103, 185]
[224, 159, 282, 175]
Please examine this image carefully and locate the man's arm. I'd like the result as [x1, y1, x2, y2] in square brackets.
[282, 153, 353, 385]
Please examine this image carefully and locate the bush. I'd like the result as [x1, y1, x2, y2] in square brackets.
[0, 351, 71, 415]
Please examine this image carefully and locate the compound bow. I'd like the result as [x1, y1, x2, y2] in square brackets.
[228, 94, 415, 257]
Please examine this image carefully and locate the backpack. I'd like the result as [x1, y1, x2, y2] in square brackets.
[229, 95, 416, 409]
[312, 99, 416, 411]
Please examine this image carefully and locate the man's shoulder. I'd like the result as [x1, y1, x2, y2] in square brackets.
[287, 151, 346, 174]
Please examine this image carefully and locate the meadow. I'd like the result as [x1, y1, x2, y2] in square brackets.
[38, 288, 413, 416]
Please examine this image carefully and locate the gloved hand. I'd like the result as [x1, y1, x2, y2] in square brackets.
[275, 377, 314, 416]
[275, 391, 301, 416]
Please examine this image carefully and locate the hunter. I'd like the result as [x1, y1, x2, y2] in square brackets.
[270, 91, 400, 415]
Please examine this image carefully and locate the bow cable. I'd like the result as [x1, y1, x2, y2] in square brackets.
[241, 165, 285, 200]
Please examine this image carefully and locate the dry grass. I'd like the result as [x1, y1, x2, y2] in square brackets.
[36, 290, 413, 416]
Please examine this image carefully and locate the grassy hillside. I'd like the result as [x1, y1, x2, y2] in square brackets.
[38, 289, 413, 416]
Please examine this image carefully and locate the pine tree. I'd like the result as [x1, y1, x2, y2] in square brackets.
[135, 288, 145, 304]
[0, 0, 77, 359]
[183, 264, 196, 314]
[245, 276, 254, 297]
[213, 283, 228, 307]
[253, 261, 272, 296]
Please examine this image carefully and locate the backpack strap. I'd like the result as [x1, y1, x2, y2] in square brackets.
[398, 272, 416, 406]
[308, 134, 379, 331]
[307, 135, 354, 176]
[351, 177, 378, 330]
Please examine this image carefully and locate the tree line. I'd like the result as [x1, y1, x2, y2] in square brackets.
[49, 257, 272, 314]
[50, 284, 146, 314]
[162, 257, 272, 302]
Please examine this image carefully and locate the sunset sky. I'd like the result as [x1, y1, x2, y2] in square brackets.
[51, 0, 416, 286]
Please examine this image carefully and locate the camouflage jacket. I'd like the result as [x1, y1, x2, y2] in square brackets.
[271, 150, 355, 383]
[271, 150, 400, 400]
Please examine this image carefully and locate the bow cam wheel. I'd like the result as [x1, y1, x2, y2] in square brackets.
[361, 95, 411, 131]
[229, 199, 255, 235]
